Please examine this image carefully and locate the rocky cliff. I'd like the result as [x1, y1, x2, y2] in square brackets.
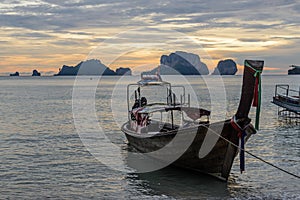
[116, 67, 132, 75]
[10, 72, 19, 76]
[55, 59, 116, 76]
[212, 59, 237, 75]
[143, 51, 209, 75]
[32, 69, 41, 76]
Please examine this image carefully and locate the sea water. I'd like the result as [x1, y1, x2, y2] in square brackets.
[0, 75, 299, 199]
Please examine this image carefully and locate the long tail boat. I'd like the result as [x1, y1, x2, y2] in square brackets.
[272, 84, 300, 118]
[121, 60, 264, 181]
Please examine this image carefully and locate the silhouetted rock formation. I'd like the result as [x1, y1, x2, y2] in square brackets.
[143, 51, 209, 75]
[32, 69, 41, 76]
[212, 59, 237, 75]
[10, 72, 19, 76]
[54, 59, 116, 76]
[288, 65, 300, 75]
[116, 67, 132, 75]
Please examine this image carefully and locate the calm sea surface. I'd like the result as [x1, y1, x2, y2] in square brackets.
[0, 75, 299, 199]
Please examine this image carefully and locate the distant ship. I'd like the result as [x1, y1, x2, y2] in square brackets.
[288, 65, 300, 75]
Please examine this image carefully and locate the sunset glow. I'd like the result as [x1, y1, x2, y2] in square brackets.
[1, 1, 300, 75]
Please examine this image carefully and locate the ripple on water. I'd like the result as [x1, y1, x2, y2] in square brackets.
[0, 76, 299, 199]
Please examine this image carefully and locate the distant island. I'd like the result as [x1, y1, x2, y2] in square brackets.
[116, 67, 132, 75]
[288, 65, 300, 75]
[212, 59, 237, 75]
[8, 51, 242, 77]
[10, 72, 19, 76]
[54, 59, 131, 76]
[142, 51, 209, 75]
[32, 69, 41, 76]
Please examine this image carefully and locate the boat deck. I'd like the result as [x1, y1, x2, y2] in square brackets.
[272, 84, 300, 121]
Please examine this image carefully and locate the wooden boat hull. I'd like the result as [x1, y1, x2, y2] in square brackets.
[122, 120, 256, 181]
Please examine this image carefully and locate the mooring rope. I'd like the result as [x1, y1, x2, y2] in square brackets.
[204, 125, 300, 179]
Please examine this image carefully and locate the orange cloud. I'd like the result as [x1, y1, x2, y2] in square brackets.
[0, 54, 87, 74]
[263, 67, 280, 71]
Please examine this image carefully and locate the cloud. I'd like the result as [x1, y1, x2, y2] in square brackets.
[0, 0, 300, 74]
[1, 0, 297, 31]
[50, 40, 87, 46]
[10, 32, 53, 39]
[238, 38, 269, 43]
[1, 0, 299, 37]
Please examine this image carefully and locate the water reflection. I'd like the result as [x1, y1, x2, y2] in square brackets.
[126, 167, 229, 199]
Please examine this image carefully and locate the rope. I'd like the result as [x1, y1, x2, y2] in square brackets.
[203, 125, 300, 179]
[245, 61, 263, 74]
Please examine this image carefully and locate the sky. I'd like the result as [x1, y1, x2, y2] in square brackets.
[1, 0, 300, 75]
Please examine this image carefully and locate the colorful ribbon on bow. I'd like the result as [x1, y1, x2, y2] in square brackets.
[245, 61, 262, 130]
[230, 116, 247, 173]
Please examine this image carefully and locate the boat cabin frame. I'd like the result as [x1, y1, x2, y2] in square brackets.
[126, 74, 209, 133]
